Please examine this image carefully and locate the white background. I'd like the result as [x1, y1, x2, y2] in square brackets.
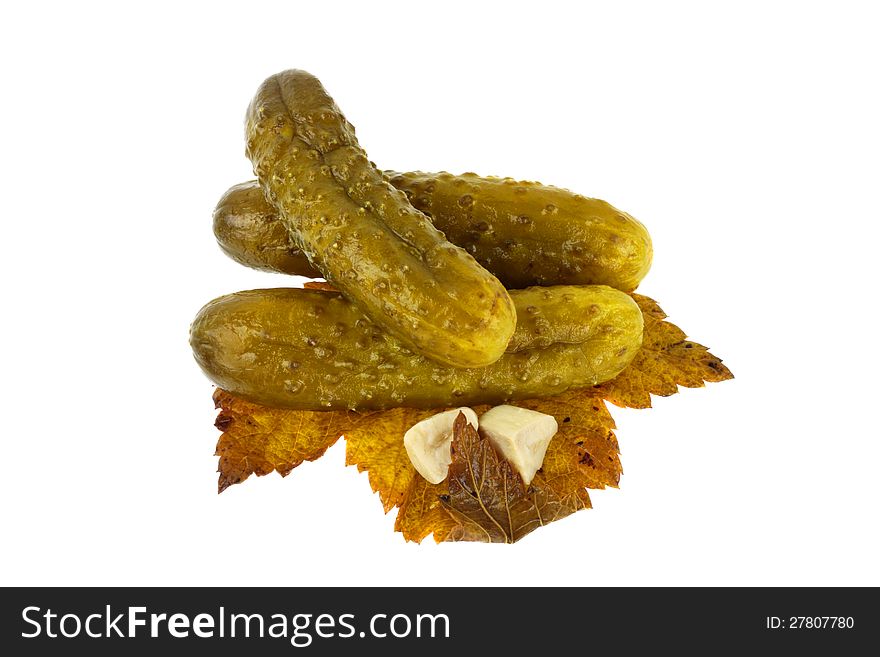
[1, 1, 878, 587]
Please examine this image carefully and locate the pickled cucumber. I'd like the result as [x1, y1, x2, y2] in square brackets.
[395, 171, 652, 291]
[213, 181, 316, 275]
[190, 286, 643, 410]
[245, 70, 516, 368]
[213, 173, 653, 290]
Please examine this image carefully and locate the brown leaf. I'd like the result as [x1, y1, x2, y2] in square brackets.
[344, 403, 488, 517]
[213, 389, 353, 492]
[594, 293, 734, 408]
[440, 412, 581, 543]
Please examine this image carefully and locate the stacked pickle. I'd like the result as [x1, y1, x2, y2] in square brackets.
[190, 70, 653, 411]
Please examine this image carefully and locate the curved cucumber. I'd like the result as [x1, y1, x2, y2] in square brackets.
[245, 70, 515, 368]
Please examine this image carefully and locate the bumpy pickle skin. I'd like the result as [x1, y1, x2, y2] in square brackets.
[504, 285, 640, 352]
[190, 286, 643, 411]
[244, 71, 515, 368]
[213, 174, 652, 290]
[393, 171, 652, 291]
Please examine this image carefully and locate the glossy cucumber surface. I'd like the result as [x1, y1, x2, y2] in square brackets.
[245, 70, 515, 368]
[213, 181, 311, 275]
[190, 286, 643, 410]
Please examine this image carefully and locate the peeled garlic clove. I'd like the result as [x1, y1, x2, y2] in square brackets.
[403, 407, 479, 484]
[478, 405, 558, 485]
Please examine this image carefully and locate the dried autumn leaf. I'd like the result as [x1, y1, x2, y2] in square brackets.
[594, 293, 734, 408]
[211, 389, 617, 540]
[394, 476, 459, 543]
[343, 407, 440, 512]
[213, 388, 354, 492]
[343, 402, 486, 514]
[440, 412, 580, 543]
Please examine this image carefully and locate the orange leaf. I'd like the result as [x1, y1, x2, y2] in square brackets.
[594, 293, 733, 408]
[394, 477, 458, 543]
[343, 407, 439, 512]
[517, 391, 620, 492]
[213, 389, 353, 492]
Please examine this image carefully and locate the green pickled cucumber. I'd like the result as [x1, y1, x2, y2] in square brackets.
[189, 286, 643, 410]
[245, 70, 516, 368]
[395, 171, 652, 291]
[213, 181, 315, 275]
[213, 173, 653, 290]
